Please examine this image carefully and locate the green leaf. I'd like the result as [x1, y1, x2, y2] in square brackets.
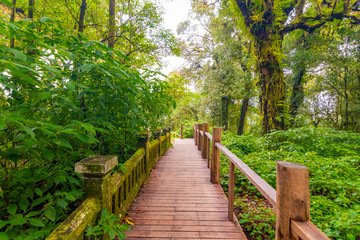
[7, 204, 17, 215]
[19, 197, 29, 212]
[28, 218, 45, 227]
[80, 64, 95, 72]
[39, 92, 52, 100]
[42, 149, 54, 161]
[44, 206, 56, 221]
[34, 188, 43, 196]
[0, 118, 5, 130]
[109, 228, 116, 239]
[8, 214, 27, 226]
[65, 81, 75, 91]
[56, 199, 67, 209]
[43, 65, 61, 74]
[31, 196, 47, 207]
[20, 126, 35, 138]
[52, 138, 73, 149]
[40, 17, 53, 22]
[26, 211, 41, 217]
[37, 127, 56, 137]
[0, 220, 8, 229]
[0, 232, 9, 240]
[74, 132, 96, 143]
[7, 47, 27, 62]
[347, 233, 356, 240]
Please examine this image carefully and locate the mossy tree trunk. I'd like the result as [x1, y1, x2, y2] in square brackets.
[254, 35, 286, 134]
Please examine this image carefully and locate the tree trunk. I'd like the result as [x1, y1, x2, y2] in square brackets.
[344, 67, 349, 130]
[289, 62, 305, 119]
[221, 96, 230, 131]
[255, 37, 286, 134]
[28, 0, 34, 19]
[237, 96, 249, 135]
[78, 0, 87, 33]
[108, 0, 115, 48]
[10, 0, 17, 48]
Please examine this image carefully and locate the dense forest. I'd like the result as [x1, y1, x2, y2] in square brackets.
[0, 0, 359, 239]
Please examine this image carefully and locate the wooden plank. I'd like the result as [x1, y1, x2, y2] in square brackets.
[129, 225, 241, 232]
[126, 139, 247, 239]
[215, 142, 277, 207]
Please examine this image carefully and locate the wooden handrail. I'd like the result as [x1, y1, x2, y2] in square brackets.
[215, 142, 277, 207]
[205, 132, 212, 141]
[291, 220, 330, 240]
[191, 123, 331, 240]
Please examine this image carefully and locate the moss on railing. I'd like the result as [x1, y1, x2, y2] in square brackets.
[45, 129, 171, 240]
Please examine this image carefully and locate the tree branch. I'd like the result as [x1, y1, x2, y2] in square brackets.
[234, 0, 254, 27]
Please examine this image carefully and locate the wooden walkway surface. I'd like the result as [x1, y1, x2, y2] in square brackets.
[125, 139, 247, 239]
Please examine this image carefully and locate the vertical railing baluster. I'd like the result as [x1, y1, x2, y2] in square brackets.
[228, 161, 234, 221]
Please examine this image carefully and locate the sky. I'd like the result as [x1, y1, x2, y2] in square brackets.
[159, 0, 192, 75]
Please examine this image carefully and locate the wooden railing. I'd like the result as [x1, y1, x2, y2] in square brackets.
[193, 123, 330, 240]
[179, 123, 194, 139]
[46, 129, 171, 240]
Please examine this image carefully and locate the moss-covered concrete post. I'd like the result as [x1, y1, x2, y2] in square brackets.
[154, 129, 162, 157]
[167, 127, 171, 145]
[163, 127, 171, 147]
[137, 132, 152, 176]
[75, 156, 118, 213]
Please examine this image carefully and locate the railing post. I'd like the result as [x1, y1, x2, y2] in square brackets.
[201, 123, 209, 159]
[194, 124, 197, 143]
[74, 156, 118, 213]
[180, 124, 183, 139]
[166, 127, 171, 146]
[276, 162, 310, 240]
[210, 128, 221, 184]
[194, 124, 198, 145]
[137, 132, 152, 176]
[197, 123, 203, 151]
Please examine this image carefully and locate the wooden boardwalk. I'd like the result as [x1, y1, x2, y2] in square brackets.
[125, 139, 247, 239]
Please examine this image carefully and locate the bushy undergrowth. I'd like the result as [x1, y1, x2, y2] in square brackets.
[0, 17, 173, 239]
[219, 127, 360, 240]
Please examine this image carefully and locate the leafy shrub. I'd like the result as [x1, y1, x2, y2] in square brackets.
[0, 16, 173, 239]
[220, 127, 360, 240]
[85, 209, 131, 240]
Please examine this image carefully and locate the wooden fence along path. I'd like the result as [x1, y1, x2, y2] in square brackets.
[125, 139, 247, 239]
[46, 124, 332, 240]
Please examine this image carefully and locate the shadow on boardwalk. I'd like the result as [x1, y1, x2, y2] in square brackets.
[125, 138, 247, 239]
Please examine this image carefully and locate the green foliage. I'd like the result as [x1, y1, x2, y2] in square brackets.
[0, 16, 173, 239]
[0, 162, 83, 239]
[85, 209, 131, 240]
[220, 128, 360, 239]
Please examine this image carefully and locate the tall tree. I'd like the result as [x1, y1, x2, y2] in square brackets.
[108, 0, 115, 48]
[78, 0, 87, 33]
[28, 0, 34, 19]
[233, 0, 360, 133]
